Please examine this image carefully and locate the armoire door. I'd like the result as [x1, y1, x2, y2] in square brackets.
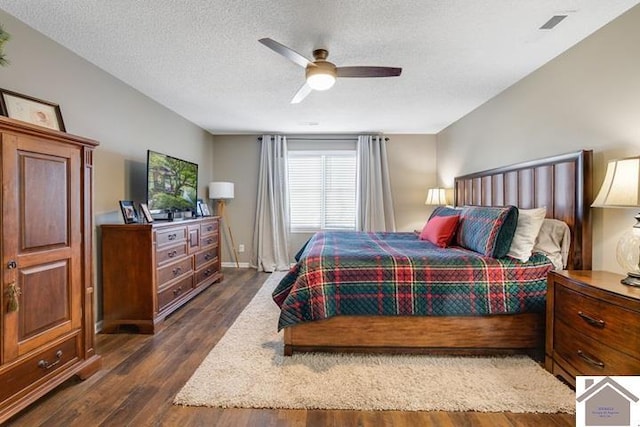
[2, 131, 82, 362]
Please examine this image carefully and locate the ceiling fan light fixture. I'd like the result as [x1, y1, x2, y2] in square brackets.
[306, 65, 336, 91]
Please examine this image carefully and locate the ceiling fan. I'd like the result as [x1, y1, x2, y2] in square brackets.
[258, 38, 402, 104]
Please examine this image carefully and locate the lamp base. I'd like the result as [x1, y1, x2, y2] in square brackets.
[621, 273, 640, 287]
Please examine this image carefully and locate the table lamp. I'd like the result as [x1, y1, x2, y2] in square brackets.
[425, 188, 448, 206]
[591, 156, 640, 286]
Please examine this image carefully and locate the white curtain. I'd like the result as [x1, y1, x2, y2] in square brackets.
[356, 135, 396, 232]
[251, 135, 291, 272]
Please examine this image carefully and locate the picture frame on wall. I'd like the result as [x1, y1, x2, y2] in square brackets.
[139, 202, 154, 223]
[119, 200, 139, 224]
[0, 88, 66, 132]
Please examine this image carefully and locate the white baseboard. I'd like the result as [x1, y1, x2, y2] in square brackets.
[221, 261, 251, 268]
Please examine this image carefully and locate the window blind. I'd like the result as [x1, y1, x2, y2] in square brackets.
[288, 151, 357, 232]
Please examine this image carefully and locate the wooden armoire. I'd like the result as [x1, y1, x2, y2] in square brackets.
[0, 116, 101, 422]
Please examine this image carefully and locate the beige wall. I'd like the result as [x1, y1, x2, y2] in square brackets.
[212, 134, 437, 264]
[0, 10, 215, 320]
[437, 5, 640, 274]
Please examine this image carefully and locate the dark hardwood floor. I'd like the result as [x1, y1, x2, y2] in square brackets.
[5, 268, 575, 426]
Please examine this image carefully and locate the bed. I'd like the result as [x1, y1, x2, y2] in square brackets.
[274, 150, 593, 356]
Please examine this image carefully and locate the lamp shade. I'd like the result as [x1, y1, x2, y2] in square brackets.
[592, 157, 640, 208]
[425, 188, 447, 206]
[209, 181, 234, 199]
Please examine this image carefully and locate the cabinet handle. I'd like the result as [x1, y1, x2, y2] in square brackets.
[204, 269, 212, 277]
[206, 238, 213, 244]
[7, 282, 21, 313]
[172, 267, 182, 276]
[168, 233, 177, 241]
[206, 226, 213, 231]
[577, 349, 605, 368]
[204, 253, 212, 260]
[578, 311, 605, 328]
[38, 350, 63, 370]
[173, 286, 183, 296]
[168, 250, 178, 258]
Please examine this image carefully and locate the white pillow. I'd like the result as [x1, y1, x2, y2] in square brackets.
[533, 218, 571, 270]
[507, 207, 547, 262]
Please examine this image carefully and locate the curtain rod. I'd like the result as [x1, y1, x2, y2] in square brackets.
[258, 136, 389, 142]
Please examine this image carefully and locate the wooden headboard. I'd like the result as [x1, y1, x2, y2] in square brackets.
[454, 150, 593, 270]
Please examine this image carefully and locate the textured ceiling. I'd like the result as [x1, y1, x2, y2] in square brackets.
[0, 1, 638, 134]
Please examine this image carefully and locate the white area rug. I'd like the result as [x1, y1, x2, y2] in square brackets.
[174, 272, 575, 413]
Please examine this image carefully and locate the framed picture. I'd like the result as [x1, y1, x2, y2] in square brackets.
[198, 200, 211, 217]
[0, 88, 66, 131]
[139, 202, 154, 223]
[119, 200, 139, 224]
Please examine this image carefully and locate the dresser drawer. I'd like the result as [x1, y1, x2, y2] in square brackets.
[201, 219, 218, 236]
[157, 257, 193, 288]
[158, 276, 194, 312]
[200, 233, 218, 249]
[194, 248, 218, 269]
[0, 335, 79, 404]
[554, 319, 640, 376]
[156, 243, 188, 266]
[195, 263, 219, 286]
[555, 285, 640, 357]
[155, 227, 187, 247]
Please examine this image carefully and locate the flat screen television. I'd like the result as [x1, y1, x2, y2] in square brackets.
[146, 150, 198, 216]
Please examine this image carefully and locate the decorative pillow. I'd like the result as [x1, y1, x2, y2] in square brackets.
[533, 219, 571, 270]
[419, 215, 459, 247]
[455, 205, 519, 258]
[507, 207, 547, 262]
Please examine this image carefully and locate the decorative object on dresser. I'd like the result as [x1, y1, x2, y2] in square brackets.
[101, 217, 222, 334]
[424, 187, 448, 206]
[119, 200, 139, 224]
[0, 88, 66, 131]
[0, 116, 101, 423]
[545, 270, 640, 387]
[209, 181, 239, 268]
[591, 156, 640, 286]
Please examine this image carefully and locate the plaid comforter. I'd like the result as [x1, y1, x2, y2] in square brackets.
[272, 231, 553, 330]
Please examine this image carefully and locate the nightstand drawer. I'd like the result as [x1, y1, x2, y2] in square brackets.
[555, 319, 640, 375]
[555, 285, 640, 357]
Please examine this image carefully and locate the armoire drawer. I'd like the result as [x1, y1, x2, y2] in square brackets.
[158, 275, 194, 311]
[156, 227, 187, 247]
[0, 335, 79, 404]
[157, 257, 193, 287]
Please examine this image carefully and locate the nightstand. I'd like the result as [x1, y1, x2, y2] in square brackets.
[545, 270, 640, 387]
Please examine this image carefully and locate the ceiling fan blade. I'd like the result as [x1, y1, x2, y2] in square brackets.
[291, 83, 312, 104]
[259, 38, 313, 68]
[336, 66, 402, 78]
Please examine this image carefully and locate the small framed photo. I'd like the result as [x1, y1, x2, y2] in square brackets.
[139, 202, 154, 223]
[0, 88, 66, 131]
[198, 199, 211, 217]
[119, 200, 139, 224]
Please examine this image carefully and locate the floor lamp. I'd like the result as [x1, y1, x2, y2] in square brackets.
[209, 181, 240, 268]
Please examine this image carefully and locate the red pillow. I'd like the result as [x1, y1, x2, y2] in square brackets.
[419, 215, 459, 248]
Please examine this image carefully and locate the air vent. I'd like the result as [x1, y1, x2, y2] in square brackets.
[540, 15, 568, 30]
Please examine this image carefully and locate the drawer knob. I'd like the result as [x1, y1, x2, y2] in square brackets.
[577, 349, 605, 368]
[168, 234, 177, 241]
[38, 350, 63, 370]
[168, 250, 178, 258]
[172, 267, 182, 276]
[206, 238, 213, 244]
[204, 269, 211, 277]
[578, 311, 605, 328]
[204, 253, 212, 260]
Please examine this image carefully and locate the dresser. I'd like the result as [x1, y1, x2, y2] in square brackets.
[101, 217, 222, 333]
[0, 117, 101, 423]
[545, 270, 640, 386]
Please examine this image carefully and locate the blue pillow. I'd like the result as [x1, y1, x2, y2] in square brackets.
[455, 206, 519, 258]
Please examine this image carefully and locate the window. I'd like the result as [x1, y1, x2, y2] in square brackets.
[288, 151, 357, 232]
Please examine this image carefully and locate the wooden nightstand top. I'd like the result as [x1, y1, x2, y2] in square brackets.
[550, 270, 640, 303]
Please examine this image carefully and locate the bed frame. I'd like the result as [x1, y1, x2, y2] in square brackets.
[283, 150, 593, 356]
